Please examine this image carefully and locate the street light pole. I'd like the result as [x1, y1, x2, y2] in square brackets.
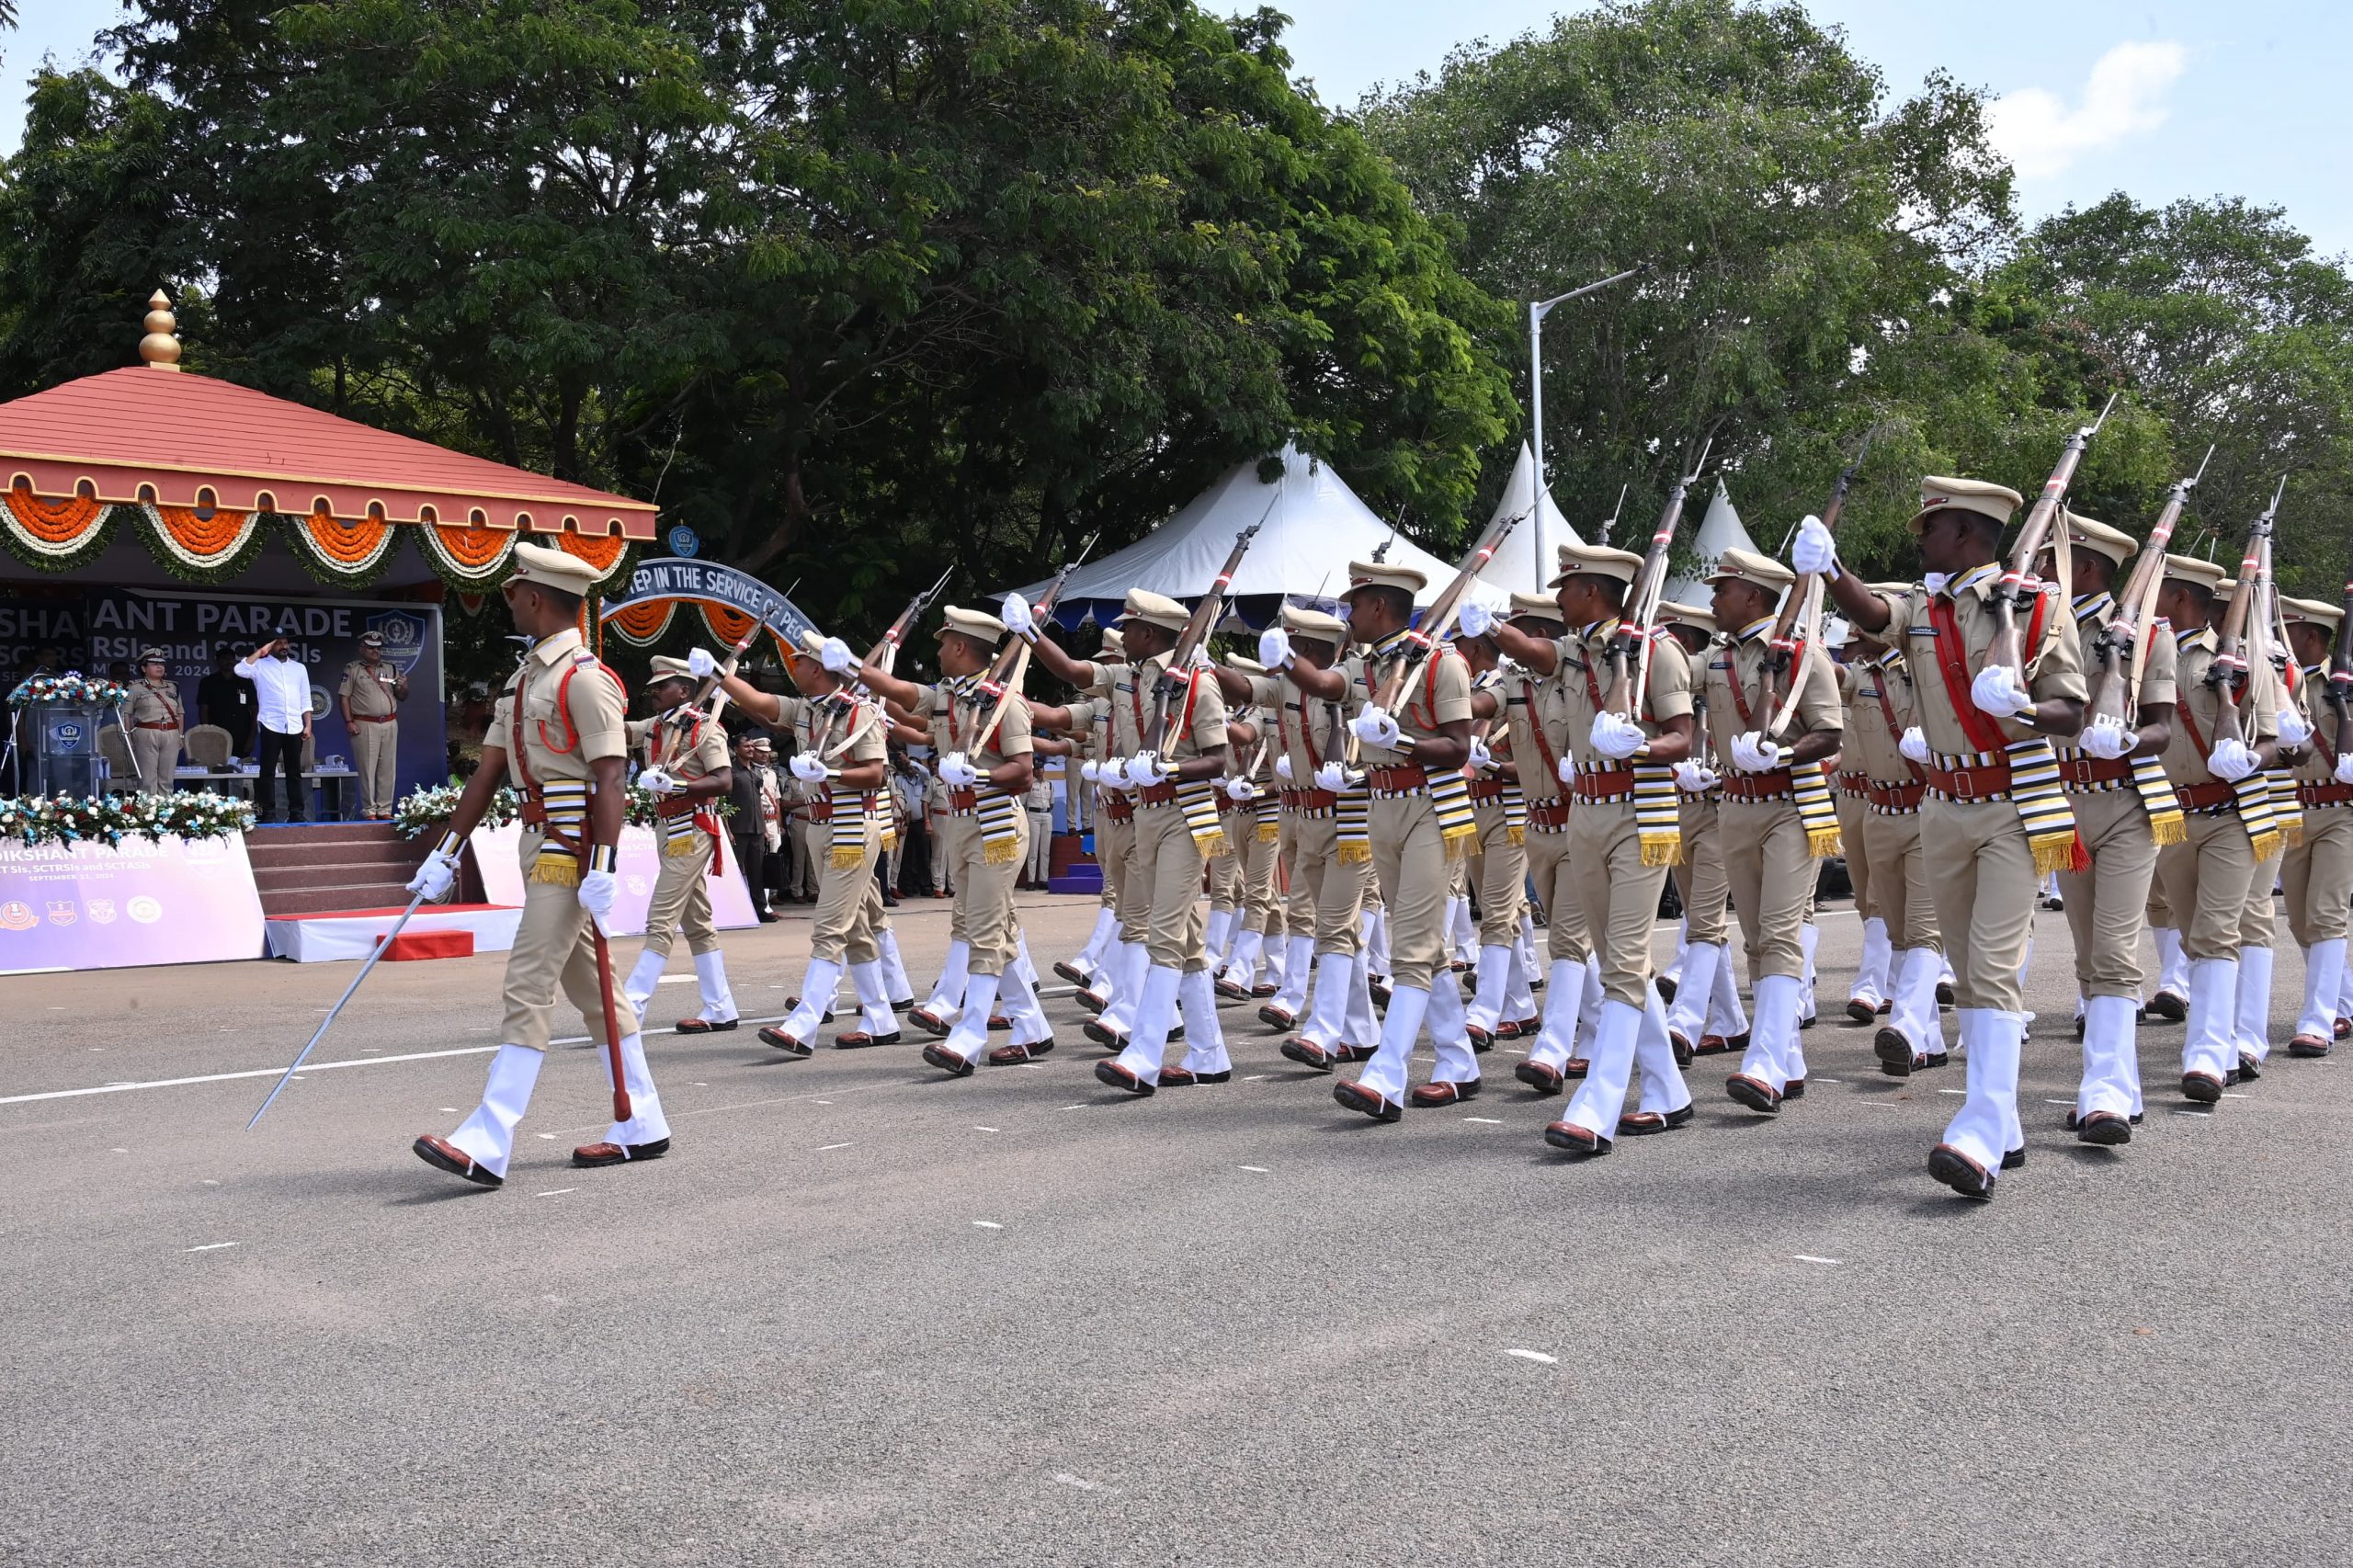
[1529, 262, 1646, 572]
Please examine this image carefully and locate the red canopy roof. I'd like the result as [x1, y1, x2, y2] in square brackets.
[0, 365, 658, 539]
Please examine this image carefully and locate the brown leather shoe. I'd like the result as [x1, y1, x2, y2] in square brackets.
[2065, 1108, 2143, 1131]
[1845, 997, 1878, 1024]
[1724, 1074, 1781, 1114]
[1158, 1065, 1232, 1087]
[986, 1040, 1051, 1064]
[987, 1014, 1013, 1032]
[2074, 1109, 2132, 1146]
[1095, 1060, 1154, 1096]
[833, 1029, 901, 1050]
[1514, 1060, 1564, 1095]
[1667, 1028, 1694, 1068]
[1251, 983, 1282, 999]
[412, 1133, 500, 1188]
[1408, 1079, 1479, 1108]
[921, 1042, 976, 1078]
[1618, 1104, 1695, 1136]
[1562, 1056, 1590, 1079]
[1693, 1033, 1735, 1056]
[1874, 1025, 1915, 1075]
[1053, 960, 1094, 986]
[1465, 1024, 1495, 1053]
[674, 1016, 737, 1033]
[2289, 1032, 2333, 1058]
[573, 1136, 669, 1167]
[1927, 1142, 1994, 1199]
[1782, 1078, 1806, 1099]
[2147, 989, 2188, 1022]
[908, 1006, 954, 1038]
[1279, 1037, 1336, 1072]
[1498, 1016, 1541, 1040]
[759, 1025, 814, 1059]
[2180, 1071, 2224, 1104]
[1332, 1080, 1402, 1121]
[1081, 1017, 1129, 1050]
[1328, 1042, 1379, 1063]
[2337, 1017, 2352, 1041]
[1256, 1004, 1299, 1032]
[1214, 975, 1255, 1002]
[1075, 987, 1111, 1015]
[1542, 1120, 1610, 1158]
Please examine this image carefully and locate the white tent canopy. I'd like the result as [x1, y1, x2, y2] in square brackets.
[1479, 442, 1583, 597]
[1661, 480, 1766, 608]
[1008, 442, 1508, 625]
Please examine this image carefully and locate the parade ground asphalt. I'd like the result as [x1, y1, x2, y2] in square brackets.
[3, 888, 2348, 1568]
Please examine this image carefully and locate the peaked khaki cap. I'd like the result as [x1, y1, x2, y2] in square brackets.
[1657, 599, 1715, 633]
[1114, 588, 1190, 633]
[1507, 591, 1565, 621]
[1280, 603, 1348, 641]
[1346, 559, 1429, 597]
[645, 654, 693, 687]
[509, 540, 606, 594]
[1912, 475, 2023, 534]
[2064, 510, 2138, 567]
[1704, 547, 1794, 591]
[2161, 554, 2228, 592]
[1548, 540, 1643, 587]
[2281, 597, 2344, 631]
[937, 605, 1007, 644]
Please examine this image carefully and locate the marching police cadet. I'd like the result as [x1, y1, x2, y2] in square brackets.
[125, 648, 184, 796]
[338, 631, 408, 819]
[1269, 560, 1481, 1117]
[618, 656, 740, 1034]
[1216, 604, 1375, 1070]
[1826, 623, 1893, 1024]
[1839, 598, 1949, 1076]
[1699, 549, 1844, 1118]
[1802, 479, 2088, 1199]
[2279, 597, 2353, 1054]
[1051, 687, 1136, 1018]
[2149, 554, 2280, 1105]
[1061, 628, 1127, 994]
[1210, 680, 1290, 1001]
[840, 608, 1039, 1074]
[1462, 542, 1699, 1155]
[1452, 621, 1536, 1049]
[408, 541, 672, 1186]
[701, 636, 902, 1052]
[2049, 514, 2179, 1142]
[1656, 601, 1746, 1062]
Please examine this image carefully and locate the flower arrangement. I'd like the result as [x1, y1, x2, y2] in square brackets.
[8, 672, 131, 709]
[0, 790, 254, 847]
[392, 780, 732, 836]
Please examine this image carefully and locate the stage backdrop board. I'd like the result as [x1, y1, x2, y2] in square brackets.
[0, 582, 443, 801]
[468, 823, 758, 935]
[0, 832, 266, 973]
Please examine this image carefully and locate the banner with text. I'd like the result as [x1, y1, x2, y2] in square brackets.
[466, 822, 759, 935]
[0, 833, 266, 973]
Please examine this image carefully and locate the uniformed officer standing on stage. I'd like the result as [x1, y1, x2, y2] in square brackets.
[2049, 513, 2179, 1143]
[1464, 543, 1698, 1155]
[839, 608, 1040, 1075]
[408, 541, 673, 1186]
[338, 631, 408, 819]
[125, 648, 184, 796]
[1802, 478, 2087, 1199]
[2279, 597, 2353, 1055]
[1701, 548, 1843, 1118]
[616, 656, 739, 1035]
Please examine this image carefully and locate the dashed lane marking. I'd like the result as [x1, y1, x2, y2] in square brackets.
[1504, 1348, 1557, 1365]
[817, 1142, 855, 1152]
[1237, 1165, 1269, 1173]
[1462, 1116, 1503, 1124]
[972, 1220, 1005, 1230]
[1793, 1255, 1841, 1266]
[186, 1242, 239, 1253]
[536, 1188, 575, 1198]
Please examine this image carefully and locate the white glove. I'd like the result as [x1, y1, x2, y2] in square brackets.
[1790, 514, 1836, 576]
[1971, 665, 2032, 718]
[687, 647, 718, 678]
[1224, 777, 1255, 802]
[1187, 643, 1213, 672]
[1313, 761, 1354, 793]
[1466, 735, 1495, 772]
[1730, 731, 1784, 772]
[938, 752, 980, 789]
[577, 868, 618, 926]
[2207, 739, 2260, 782]
[1258, 627, 1295, 670]
[1556, 756, 1577, 785]
[1589, 711, 1647, 760]
[2276, 706, 2313, 747]
[404, 850, 458, 902]
[1673, 760, 1719, 794]
[2336, 752, 2353, 786]
[1127, 751, 1170, 787]
[790, 752, 830, 783]
[1274, 755, 1294, 782]
[1098, 756, 1129, 791]
[1350, 705, 1402, 749]
[637, 766, 680, 796]
[2079, 713, 2135, 760]
[1899, 727, 1931, 765]
[1000, 593, 1035, 638]
[1079, 759, 1100, 784]
[819, 636, 855, 676]
[1456, 600, 1496, 640]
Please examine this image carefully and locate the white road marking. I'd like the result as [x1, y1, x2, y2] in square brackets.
[2222, 1092, 2250, 1098]
[1061, 1104, 1087, 1111]
[201, 1179, 219, 1186]
[972, 1220, 1004, 1230]
[1793, 1255, 1841, 1266]
[538, 1133, 556, 1140]
[1504, 1348, 1556, 1365]
[1938, 1088, 1966, 1096]
[657, 974, 696, 984]
[440, 1107, 461, 1113]
[1051, 1472, 1107, 1492]
[974, 1126, 1000, 1133]
[1242, 1074, 1268, 1081]
[816, 1142, 855, 1152]
[111, 1146, 127, 1153]
[537, 1188, 575, 1198]
[1462, 1116, 1503, 1124]
[1237, 1165, 1269, 1173]
[2173, 1108, 2212, 1117]
[186, 1242, 238, 1253]
[2043, 1098, 2074, 1105]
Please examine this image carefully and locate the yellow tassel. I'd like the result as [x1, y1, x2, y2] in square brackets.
[983, 837, 1019, 865]
[881, 828, 899, 852]
[830, 846, 866, 869]
[1506, 826, 1525, 846]
[2146, 809, 2187, 846]
[1805, 826, 1843, 860]
[2029, 835, 2078, 877]
[1640, 832, 1683, 869]
[2280, 817, 2306, 848]
[1256, 821, 1280, 844]
[528, 854, 580, 887]
[1337, 842, 1370, 865]
[2249, 828, 2283, 864]
[1197, 829, 1229, 859]
[665, 837, 698, 858]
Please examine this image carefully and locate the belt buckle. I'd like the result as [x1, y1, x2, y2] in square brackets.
[1949, 765, 1983, 798]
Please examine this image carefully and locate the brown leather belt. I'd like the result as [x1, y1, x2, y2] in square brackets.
[1098, 792, 1134, 824]
[657, 797, 700, 820]
[948, 787, 979, 812]
[1279, 788, 1337, 812]
[1466, 778, 1506, 802]
[2057, 756, 2133, 790]
[1573, 767, 1636, 801]
[1527, 801, 1572, 829]
[1927, 762, 2013, 801]
[350, 713, 397, 723]
[133, 722, 178, 732]
[1719, 771, 1795, 802]
[1836, 770, 1870, 796]
[1366, 765, 1426, 794]
[2176, 780, 2235, 812]
[1138, 781, 1179, 807]
[1866, 779, 1925, 812]
[2300, 782, 2353, 809]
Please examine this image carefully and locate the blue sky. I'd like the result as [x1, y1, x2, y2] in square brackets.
[4, 1, 2347, 256]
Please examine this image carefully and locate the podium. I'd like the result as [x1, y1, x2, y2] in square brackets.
[15, 699, 115, 796]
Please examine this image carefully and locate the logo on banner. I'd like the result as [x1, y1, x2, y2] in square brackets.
[87, 899, 117, 924]
[0, 901, 34, 930]
[127, 895, 164, 925]
[45, 901, 76, 926]
[626, 874, 650, 896]
[366, 610, 431, 676]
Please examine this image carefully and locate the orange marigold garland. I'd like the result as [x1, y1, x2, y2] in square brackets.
[552, 528, 629, 579]
[424, 519, 516, 585]
[132, 503, 267, 584]
[701, 603, 758, 647]
[606, 598, 677, 646]
[0, 491, 115, 571]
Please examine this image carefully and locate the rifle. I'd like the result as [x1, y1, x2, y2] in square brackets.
[971, 531, 1100, 754]
[1988, 393, 2120, 676]
[1602, 439, 1711, 720]
[803, 563, 954, 762]
[2087, 448, 2211, 728]
[1139, 521, 1263, 758]
[1343, 505, 1531, 764]
[1762, 431, 1876, 737]
[2206, 476, 2287, 749]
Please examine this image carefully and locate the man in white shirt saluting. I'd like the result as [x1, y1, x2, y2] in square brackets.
[234, 636, 315, 824]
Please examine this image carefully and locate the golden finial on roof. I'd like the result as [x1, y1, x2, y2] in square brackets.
[140, 290, 182, 370]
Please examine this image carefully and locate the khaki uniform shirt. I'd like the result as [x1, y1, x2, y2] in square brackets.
[2162, 626, 2279, 789]
[1552, 620, 1696, 767]
[1246, 671, 1351, 783]
[1077, 652, 1227, 762]
[491, 627, 628, 788]
[339, 659, 404, 719]
[2291, 665, 2340, 784]
[1838, 651, 1917, 785]
[911, 676, 1033, 773]
[2060, 593, 2179, 754]
[1501, 658, 1575, 807]
[1700, 618, 1841, 760]
[126, 678, 183, 731]
[766, 693, 889, 774]
[627, 710, 731, 781]
[1340, 633, 1472, 767]
[1875, 566, 2087, 758]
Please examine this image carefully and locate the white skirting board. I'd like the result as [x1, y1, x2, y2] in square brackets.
[265, 903, 523, 963]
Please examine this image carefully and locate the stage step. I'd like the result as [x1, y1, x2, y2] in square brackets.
[244, 822, 443, 919]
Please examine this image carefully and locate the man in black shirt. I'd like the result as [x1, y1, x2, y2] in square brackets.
[198, 645, 257, 756]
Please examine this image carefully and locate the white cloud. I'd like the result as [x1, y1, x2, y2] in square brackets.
[1988, 40, 2189, 180]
